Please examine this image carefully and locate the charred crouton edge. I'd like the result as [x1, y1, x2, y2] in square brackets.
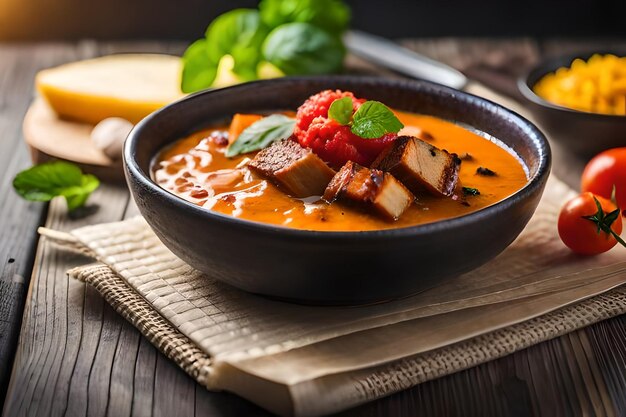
[372, 136, 461, 197]
[248, 138, 336, 198]
[323, 161, 413, 220]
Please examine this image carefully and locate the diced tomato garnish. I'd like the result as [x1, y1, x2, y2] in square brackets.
[294, 90, 397, 168]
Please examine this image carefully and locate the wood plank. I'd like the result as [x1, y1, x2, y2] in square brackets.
[108, 320, 141, 417]
[584, 317, 626, 415]
[130, 337, 157, 417]
[2, 185, 130, 417]
[152, 354, 196, 417]
[0, 42, 106, 408]
[0, 44, 45, 404]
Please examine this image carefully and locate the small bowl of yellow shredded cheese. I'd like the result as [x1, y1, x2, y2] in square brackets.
[534, 54, 626, 116]
[519, 52, 626, 156]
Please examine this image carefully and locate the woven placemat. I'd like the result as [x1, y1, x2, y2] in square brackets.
[67, 262, 626, 415]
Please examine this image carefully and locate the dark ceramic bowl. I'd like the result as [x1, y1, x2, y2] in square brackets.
[124, 76, 550, 304]
[518, 51, 626, 157]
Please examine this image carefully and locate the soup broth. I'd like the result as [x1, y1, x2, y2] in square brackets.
[153, 111, 528, 231]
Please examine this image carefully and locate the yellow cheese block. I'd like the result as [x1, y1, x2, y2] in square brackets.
[36, 54, 185, 124]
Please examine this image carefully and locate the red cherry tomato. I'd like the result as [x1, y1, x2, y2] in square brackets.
[581, 148, 626, 215]
[558, 192, 624, 255]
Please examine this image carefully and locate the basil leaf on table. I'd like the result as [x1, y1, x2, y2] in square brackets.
[226, 114, 296, 157]
[12, 161, 100, 211]
[328, 96, 353, 125]
[259, 0, 350, 35]
[350, 101, 404, 139]
[262, 23, 346, 75]
[181, 39, 217, 94]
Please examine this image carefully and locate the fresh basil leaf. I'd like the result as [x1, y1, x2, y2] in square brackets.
[328, 97, 353, 125]
[12, 161, 100, 211]
[262, 22, 345, 76]
[181, 9, 269, 92]
[226, 114, 296, 157]
[205, 9, 268, 81]
[259, 0, 350, 35]
[350, 101, 404, 139]
[181, 39, 218, 93]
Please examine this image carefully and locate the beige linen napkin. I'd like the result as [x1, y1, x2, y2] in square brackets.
[40, 175, 626, 417]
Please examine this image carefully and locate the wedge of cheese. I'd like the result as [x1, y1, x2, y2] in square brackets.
[36, 54, 185, 124]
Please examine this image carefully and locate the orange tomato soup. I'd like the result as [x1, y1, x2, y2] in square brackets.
[152, 111, 528, 231]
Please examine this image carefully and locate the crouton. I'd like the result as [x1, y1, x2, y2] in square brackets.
[324, 161, 413, 220]
[372, 136, 461, 197]
[248, 139, 336, 197]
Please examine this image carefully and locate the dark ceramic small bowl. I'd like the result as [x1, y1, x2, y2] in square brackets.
[124, 76, 550, 304]
[518, 51, 626, 157]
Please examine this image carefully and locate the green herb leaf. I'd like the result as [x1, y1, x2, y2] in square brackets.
[181, 9, 268, 93]
[462, 187, 481, 196]
[259, 0, 350, 35]
[12, 162, 100, 211]
[181, 1, 352, 92]
[350, 101, 404, 139]
[328, 97, 353, 125]
[205, 9, 269, 81]
[262, 22, 345, 76]
[226, 114, 296, 157]
[181, 39, 218, 93]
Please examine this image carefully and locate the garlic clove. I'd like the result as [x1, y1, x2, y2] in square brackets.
[91, 117, 134, 160]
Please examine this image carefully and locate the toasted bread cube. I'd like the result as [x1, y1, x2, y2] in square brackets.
[372, 136, 461, 197]
[248, 139, 336, 197]
[324, 161, 413, 220]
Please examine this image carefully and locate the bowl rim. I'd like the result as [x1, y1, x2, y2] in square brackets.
[124, 75, 551, 240]
[518, 50, 626, 120]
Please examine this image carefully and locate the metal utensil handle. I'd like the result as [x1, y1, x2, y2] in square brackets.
[344, 30, 468, 90]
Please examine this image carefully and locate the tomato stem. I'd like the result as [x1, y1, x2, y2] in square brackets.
[613, 232, 626, 248]
[582, 196, 626, 249]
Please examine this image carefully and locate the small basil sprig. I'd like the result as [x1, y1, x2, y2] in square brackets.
[181, 9, 267, 93]
[226, 114, 296, 157]
[259, 0, 350, 35]
[180, 0, 350, 93]
[13, 161, 100, 211]
[328, 98, 404, 139]
[328, 96, 353, 125]
[181, 39, 217, 94]
[206, 9, 269, 81]
[262, 23, 345, 76]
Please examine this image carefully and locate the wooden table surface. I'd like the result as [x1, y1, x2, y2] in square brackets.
[2, 38, 626, 417]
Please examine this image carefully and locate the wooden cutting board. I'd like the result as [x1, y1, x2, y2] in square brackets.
[23, 98, 125, 182]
